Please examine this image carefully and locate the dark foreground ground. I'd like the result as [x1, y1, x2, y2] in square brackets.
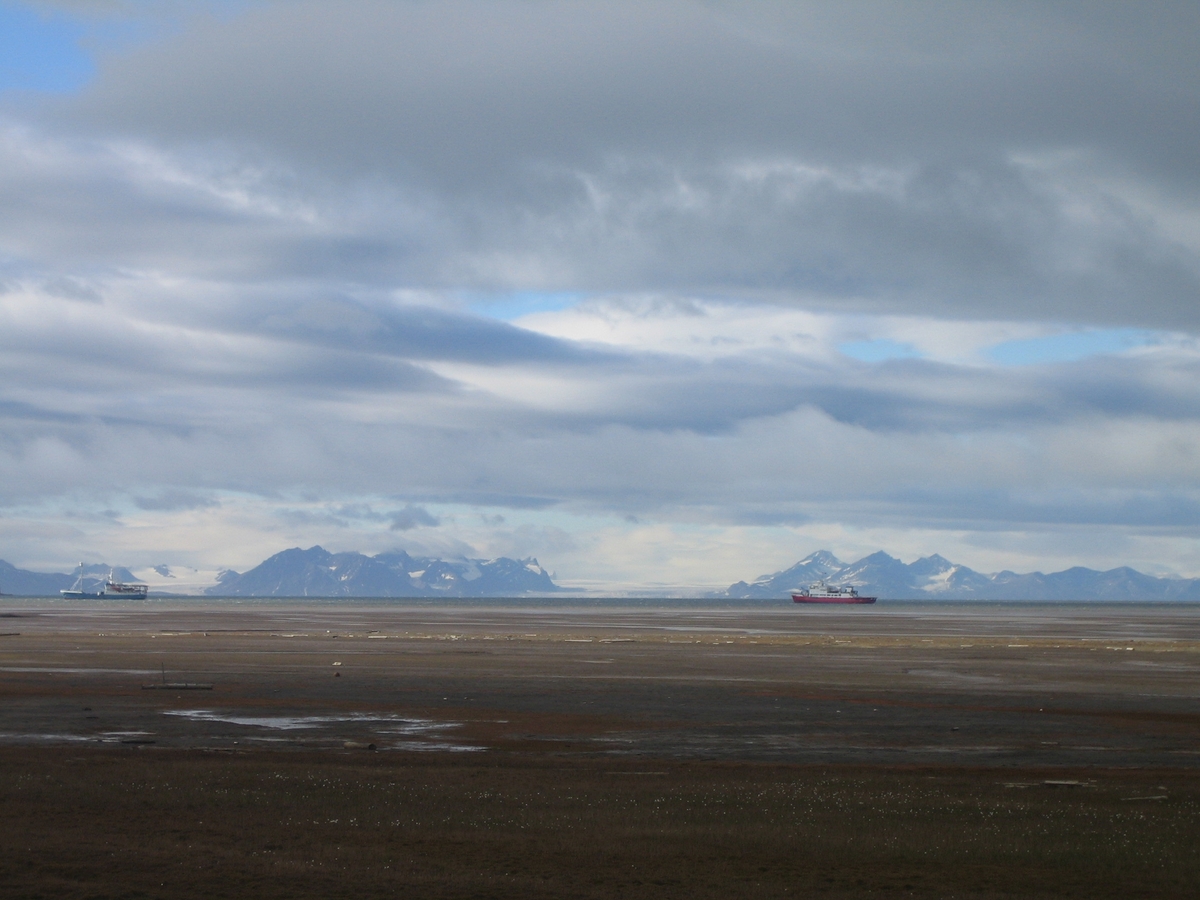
[1, 601, 1198, 898]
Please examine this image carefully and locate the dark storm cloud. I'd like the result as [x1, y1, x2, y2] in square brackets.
[388, 505, 440, 531]
[72, 2, 1200, 188]
[0, 297, 456, 402]
[798, 355, 1200, 432]
[248, 296, 615, 365]
[33, 0, 1197, 328]
[493, 349, 1200, 436]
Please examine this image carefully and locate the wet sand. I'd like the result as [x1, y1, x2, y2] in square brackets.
[2, 600, 1198, 897]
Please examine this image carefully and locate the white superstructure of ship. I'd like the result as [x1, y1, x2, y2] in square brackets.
[61, 564, 148, 599]
[791, 580, 876, 604]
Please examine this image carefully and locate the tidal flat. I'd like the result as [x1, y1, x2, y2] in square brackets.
[1, 601, 1198, 898]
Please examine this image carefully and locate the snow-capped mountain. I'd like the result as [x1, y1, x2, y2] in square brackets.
[0, 549, 560, 597]
[207, 546, 561, 597]
[718, 551, 1200, 601]
[4, 548, 1198, 600]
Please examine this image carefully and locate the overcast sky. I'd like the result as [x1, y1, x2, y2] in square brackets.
[2, 0, 1199, 588]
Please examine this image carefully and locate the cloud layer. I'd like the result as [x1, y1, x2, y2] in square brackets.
[2, 1, 1199, 583]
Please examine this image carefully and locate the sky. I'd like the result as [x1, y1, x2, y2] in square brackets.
[2, 0, 1199, 591]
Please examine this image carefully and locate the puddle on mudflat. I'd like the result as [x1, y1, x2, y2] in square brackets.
[164, 710, 457, 734]
[160, 710, 488, 752]
[386, 739, 486, 752]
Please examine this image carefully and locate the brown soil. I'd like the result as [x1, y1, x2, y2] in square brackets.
[1, 601, 1198, 898]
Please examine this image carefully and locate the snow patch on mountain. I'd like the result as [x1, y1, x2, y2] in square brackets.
[207, 546, 562, 597]
[717, 551, 1200, 601]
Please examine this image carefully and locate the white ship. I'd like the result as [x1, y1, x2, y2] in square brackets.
[61, 564, 148, 599]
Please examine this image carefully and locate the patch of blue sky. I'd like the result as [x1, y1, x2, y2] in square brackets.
[0, 1, 214, 96]
[0, 3, 93, 93]
[839, 338, 923, 363]
[988, 329, 1160, 366]
[467, 291, 585, 322]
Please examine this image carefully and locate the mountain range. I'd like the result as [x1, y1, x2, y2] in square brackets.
[0, 561, 138, 597]
[207, 546, 560, 597]
[0, 548, 559, 597]
[4, 547, 1200, 599]
[718, 550, 1200, 601]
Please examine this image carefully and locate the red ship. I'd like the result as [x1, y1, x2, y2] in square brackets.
[791, 581, 876, 604]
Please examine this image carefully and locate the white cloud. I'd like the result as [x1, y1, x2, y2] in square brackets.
[1, 2, 1199, 584]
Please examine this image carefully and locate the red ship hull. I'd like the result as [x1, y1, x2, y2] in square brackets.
[792, 595, 876, 604]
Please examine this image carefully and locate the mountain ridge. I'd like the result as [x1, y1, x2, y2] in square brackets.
[0, 548, 561, 597]
[718, 551, 1200, 601]
[3, 548, 1199, 599]
[205, 545, 562, 597]
[0, 561, 140, 597]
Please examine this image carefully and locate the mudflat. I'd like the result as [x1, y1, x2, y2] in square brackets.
[1, 600, 1198, 898]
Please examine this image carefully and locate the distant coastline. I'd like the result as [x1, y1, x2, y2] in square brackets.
[3, 547, 1198, 601]
[716, 550, 1200, 602]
